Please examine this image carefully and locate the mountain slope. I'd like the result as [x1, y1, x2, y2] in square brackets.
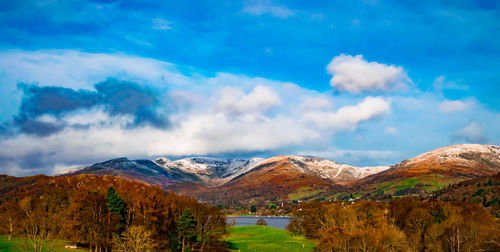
[58, 157, 199, 187]
[353, 144, 500, 198]
[272, 156, 388, 184]
[56, 144, 500, 205]
[59, 156, 265, 187]
[435, 172, 500, 213]
[192, 156, 386, 205]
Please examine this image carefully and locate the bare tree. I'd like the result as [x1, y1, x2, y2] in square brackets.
[19, 196, 61, 252]
[0, 201, 20, 241]
[113, 225, 155, 252]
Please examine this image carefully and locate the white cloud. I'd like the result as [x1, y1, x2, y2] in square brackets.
[0, 54, 394, 175]
[452, 122, 487, 143]
[302, 96, 390, 130]
[300, 96, 333, 110]
[327, 54, 410, 93]
[215, 85, 281, 114]
[0, 106, 319, 176]
[242, 1, 294, 18]
[439, 100, 471, 113]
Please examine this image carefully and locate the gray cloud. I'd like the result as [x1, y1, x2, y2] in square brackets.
[11, 78, 168, 136]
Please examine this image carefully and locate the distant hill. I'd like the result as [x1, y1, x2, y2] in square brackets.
[57, 157, 199, 187]
[58, 155, 387, 203]
[55, 144, 500, 206]
[353, 144, 500, 199]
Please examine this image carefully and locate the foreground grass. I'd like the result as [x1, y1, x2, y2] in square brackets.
[0, 235, 87, 252]
[224, 226, 315, 252]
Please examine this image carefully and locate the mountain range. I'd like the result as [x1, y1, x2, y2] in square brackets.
[57, 144, 500, 206]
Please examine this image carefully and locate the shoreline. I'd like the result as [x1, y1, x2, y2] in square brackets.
[225, 215, 290, 217]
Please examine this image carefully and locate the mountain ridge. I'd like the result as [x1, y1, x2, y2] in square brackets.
[55, 144, 500, 204]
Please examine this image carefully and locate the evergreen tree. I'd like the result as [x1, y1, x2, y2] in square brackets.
[177, 209, 196, 252]
[107, 187, 125, 230]
[250, 205, 257, 213]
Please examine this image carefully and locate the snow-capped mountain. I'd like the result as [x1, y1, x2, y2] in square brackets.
[56, 157, 199, 187]
[153, 157, 264, 184]
[353, 144, 500, 197]
[262, 155, 389, 183]
[56, 144, 500, 203]
[57, 155, 386, 187]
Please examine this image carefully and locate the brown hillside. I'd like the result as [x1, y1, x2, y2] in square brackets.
[193, 156, 345, 206]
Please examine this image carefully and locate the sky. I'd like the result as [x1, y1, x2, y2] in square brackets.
[0, 0, 499, 176]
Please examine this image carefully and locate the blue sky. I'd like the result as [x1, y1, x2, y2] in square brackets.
[0, 0, 499, 175]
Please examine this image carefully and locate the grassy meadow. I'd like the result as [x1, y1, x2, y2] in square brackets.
[0, 235, 86, 252]
[224, 225, 315, 252]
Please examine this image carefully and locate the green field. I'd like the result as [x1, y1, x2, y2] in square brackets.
[224, 226, 315, 252]
[0, 235, 87, 252]
[288, 186, 324, 201]
[371, 174, 464, 196]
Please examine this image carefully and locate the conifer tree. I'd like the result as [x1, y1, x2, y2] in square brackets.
[177, 209, 196, 252]
[107, 187, 125, 229]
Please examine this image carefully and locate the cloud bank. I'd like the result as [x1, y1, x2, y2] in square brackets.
[0, 50, 397, 175]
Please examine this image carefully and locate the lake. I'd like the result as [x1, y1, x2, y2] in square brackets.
[226, 216, 290, 230]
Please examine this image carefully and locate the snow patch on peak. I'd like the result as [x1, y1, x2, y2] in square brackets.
[54, 166, 85, 176]
[259, 155, 390, 182]
[404, 144, 500, 167]
[152, 157, 265, 183]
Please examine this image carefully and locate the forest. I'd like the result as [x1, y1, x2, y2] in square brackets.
[0, 174, 227, 252]
[287, 198, 500, 251]
[1, 174, 500, 252]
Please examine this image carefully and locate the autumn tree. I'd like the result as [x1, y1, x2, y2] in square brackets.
[404, 207, 433, 251]
[0, 201, 21, 240]
[190, 203, 227, 251]
[287, 201, 329, 239]
[68, 190, 110, 252]
[18, 191, 66, 252]
[0, 174, 228, 251]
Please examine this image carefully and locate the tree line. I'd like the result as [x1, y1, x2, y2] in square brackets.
[0, 174, 227, 251]
[287, 197, 500, 251]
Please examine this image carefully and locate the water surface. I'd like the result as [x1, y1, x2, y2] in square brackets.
[226, 216, 290, 230]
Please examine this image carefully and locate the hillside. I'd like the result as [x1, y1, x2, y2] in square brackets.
[58, 157, 199, 187]
[55, 144, 500, 205]
[435, 172, 500, 216]
[193, 156, 346, 206]
[58, 155, 387, 205]
[353, 144, 500, 198]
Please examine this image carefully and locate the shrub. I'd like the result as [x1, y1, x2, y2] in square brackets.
[256, 218, 267, 226]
